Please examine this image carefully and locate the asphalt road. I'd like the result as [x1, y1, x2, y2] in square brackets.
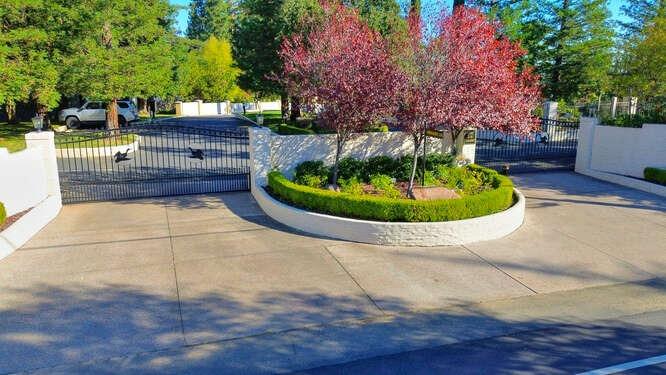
[295, 310, 666, 375]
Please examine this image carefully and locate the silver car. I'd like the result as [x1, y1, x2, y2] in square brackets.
[58, 100, 139, 128]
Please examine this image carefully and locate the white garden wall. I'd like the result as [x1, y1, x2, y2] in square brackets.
[576, 117, 666, 197]
[0, 131, 62, 260]
[268, 130, 476, 180]
[0, 148, 48, 216]
[175, 100, 281, 116]
[576, 118, 666, 178]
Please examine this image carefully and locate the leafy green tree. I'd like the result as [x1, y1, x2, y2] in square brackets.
[187, 0, 234, 40]
[59, 0, 177, 129]
[178, 36, 242, 101]
[619, 6, 666, 97]
[0, 0, 61, 122]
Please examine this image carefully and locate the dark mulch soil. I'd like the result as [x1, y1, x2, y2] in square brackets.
[0, 208, 31, 232]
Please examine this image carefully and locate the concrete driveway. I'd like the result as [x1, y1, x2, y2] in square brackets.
[0, 172, 664, 374]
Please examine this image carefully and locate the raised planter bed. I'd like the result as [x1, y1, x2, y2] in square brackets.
[253, 184, 524, 246]
[0, 195, 61, 260]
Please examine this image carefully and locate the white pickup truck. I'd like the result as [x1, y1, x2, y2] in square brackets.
[58, 100, 139, 128]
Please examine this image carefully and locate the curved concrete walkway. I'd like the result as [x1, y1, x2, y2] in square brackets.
[0, 172, 664, 374]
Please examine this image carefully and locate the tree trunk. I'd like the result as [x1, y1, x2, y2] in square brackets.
[138, 98, 147, 113]
[106, 98, 119, 130]
[5, 103, 16, 124]
[450, 129, 463, 157]
[289, 96, 301, 122]
[331, 135, 344, 187]
[280, 93, 289, 120]
[407, 133, 421, 199]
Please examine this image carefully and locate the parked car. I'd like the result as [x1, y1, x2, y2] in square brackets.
[58, 100, 139, 128]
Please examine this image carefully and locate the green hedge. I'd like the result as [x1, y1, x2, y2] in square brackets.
[645, 167, 666, 186]
[267, 165, 515, 222]
[0, 202, 6, 226]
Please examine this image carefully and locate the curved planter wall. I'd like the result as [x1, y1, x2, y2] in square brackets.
[252, 187, 525, 246]
[55, 137, 141, 158]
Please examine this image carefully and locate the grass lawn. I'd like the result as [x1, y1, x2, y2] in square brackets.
[244, 110, 319, 135]
[0, 122, 33, 153]
[0, 122, 139, 153]
[138, 114, 176, 121]
[54, 133, 139, 149]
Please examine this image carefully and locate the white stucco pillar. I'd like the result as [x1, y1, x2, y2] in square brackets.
[575, 117, 598, 174]
[196, 99, 203, 116]
[543, 101, 558, 120]
[248, 127, 273, 189]
[25, 131, 61, 201]
[610, 97, 618, 118]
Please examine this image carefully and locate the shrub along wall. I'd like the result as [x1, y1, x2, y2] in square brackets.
[645, 167, 666, 186]
[0, 203, 5, 226]
[267, 165, 515, 222]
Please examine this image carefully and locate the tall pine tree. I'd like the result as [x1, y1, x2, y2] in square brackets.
[187, 0, 234, 41]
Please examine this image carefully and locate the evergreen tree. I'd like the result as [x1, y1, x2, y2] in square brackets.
[620, 0, 665, 38]
[187, 0, 234, 41]
[545, 0, 614, 101]
[476, 0, 613, 102]
[344, 0, 407, 38]
[232, 0, 285, 99]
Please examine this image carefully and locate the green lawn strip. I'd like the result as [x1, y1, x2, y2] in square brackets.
[0, 122, 32, 153]
[54, 133, 139, 149]
[245, 110, 318, 135]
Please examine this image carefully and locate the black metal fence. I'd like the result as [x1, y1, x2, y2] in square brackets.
[55, 121, 250, 203]
[475, 118, 580, 173]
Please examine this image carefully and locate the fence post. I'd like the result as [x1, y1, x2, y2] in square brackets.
[629, 97, 638, 115]
[543, 101, 558, 120]
[575, 117, 598, 174]
[248, 127, 273, 189]
[610, 97, 618, 118]
[24, 131, 61, 202]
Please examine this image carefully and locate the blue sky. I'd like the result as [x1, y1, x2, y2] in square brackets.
[169, 0, 629, 35]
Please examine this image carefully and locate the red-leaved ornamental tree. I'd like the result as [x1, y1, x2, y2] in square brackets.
[395, 6, 542, 196]
[280, 2, 400, 186]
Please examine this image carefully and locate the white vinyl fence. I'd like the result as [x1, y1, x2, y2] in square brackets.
[175, 100, 281, 116]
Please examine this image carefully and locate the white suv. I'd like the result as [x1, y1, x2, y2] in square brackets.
[58, 100, 139, 128]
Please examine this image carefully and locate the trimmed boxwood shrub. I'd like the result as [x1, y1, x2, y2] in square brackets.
[268, 165, 515, 222]
[0, 202, 5, 226]
[645, 167, 666, 186]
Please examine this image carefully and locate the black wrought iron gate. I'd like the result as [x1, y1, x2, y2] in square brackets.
[55, 122, 250, 203]
[475, 119, 579, 173]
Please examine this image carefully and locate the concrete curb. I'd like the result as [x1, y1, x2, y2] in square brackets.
[577, 168, 666, 198]
[252, 186, 525, 246]
[0, 195, 62, 260]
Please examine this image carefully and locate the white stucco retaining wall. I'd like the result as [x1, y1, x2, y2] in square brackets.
[252, 186, 524, 246]
[248, 127, 522, 246]
[577, 117, 666, 178]
[266, 129, 475, 180]
[576, 117, 666, 197]
[0, 131, 62, 260]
